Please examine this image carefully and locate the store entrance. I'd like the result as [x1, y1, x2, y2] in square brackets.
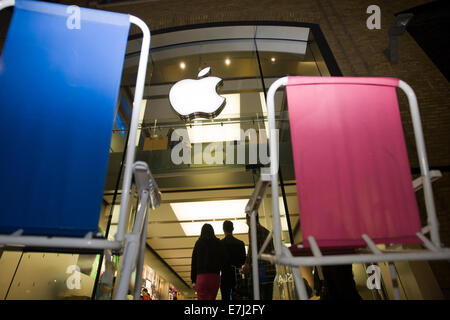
[112, 23, 332, 300]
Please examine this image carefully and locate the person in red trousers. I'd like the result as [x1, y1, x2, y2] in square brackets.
[191, 223, 227, 300]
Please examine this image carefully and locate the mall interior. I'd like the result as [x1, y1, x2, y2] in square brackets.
[0, 0, 449, 300]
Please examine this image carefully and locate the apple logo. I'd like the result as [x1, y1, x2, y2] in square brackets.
[169, 67, 226, 120]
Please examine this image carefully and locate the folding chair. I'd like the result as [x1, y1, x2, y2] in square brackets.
[246, 76, 450, 300]
[0, 0, 159, 300]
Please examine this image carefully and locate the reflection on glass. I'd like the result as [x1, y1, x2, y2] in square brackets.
[110, 24, 334, 301]
[2, 252, 98, 300]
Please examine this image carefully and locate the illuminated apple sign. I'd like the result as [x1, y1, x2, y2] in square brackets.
[169, 67, 226, 120]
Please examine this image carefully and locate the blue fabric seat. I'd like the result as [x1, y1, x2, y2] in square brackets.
[0, 0, 131, 236]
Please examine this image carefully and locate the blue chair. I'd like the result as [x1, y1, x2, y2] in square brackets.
[0, 0, 158, 300]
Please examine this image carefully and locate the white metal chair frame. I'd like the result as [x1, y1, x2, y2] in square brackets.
[246, 76, 450, 300]
[0, 0, 157, 300]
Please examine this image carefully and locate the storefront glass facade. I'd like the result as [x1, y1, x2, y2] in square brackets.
[107, 23, 338, 297]
[0, 23, 337, 300]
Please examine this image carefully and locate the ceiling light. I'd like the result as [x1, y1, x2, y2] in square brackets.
[179, 220, 248, 237]
[170, 198, 290, 237]
[170, 199, 248, 221]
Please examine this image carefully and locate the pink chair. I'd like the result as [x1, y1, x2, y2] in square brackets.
[246, 76, 449, 300]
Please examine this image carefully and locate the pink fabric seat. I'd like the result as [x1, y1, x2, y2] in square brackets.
[286, 76, 422, 248]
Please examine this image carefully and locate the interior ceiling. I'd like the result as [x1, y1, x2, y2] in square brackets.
[103, 185, 299, 289]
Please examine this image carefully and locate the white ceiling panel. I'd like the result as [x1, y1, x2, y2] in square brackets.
[164, 258, 191, 266]
[172, 265, 192, 272]
[147, 222, 189, 237]
[147, 237, 198, 250]
[156, 249, 193, 259]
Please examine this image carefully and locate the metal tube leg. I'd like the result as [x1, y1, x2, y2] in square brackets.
[114, 192, 149, 300]
[388, 262, 401, 300]
[398, 80, 441, 248]
[270, 179, 283, 256]
[266, 77, 287, 257]
[283, 247, 308, 300]
[292, 267, 308, 300]
[0, 1, 15, 13]
[114, 235, 139, 300]
[250, 210, 260, 300]
[133, 206, 150, 300]
[116, 17, 151, 243]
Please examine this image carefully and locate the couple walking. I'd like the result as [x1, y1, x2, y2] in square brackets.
[191, 214, 275, 300]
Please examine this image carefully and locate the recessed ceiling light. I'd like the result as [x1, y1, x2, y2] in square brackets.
[180, 62, 186, 69]
[169, 198, 289, 237]
[179, 220, 249, 237]
[225, 58, 231, 66]
[170, 199, 248, 221]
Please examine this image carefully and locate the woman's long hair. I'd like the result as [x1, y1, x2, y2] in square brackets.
[199, 223, 216, 240]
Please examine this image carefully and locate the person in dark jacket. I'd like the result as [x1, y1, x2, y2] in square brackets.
[320, 265, 362, 300]
[220, 220, 246, 300]
[191, 223, 227, 300]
